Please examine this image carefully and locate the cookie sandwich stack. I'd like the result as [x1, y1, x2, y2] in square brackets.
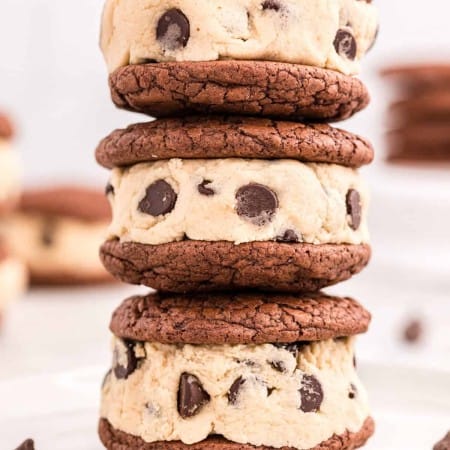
[383, 64, 450, 163]
[0, 112, 27, 326]
[96, 1, 378, 449]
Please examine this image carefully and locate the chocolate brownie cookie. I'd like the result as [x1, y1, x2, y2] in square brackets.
[110, 292, 371, 344]
[100, 292, 373, 450]
[101, 240, 370, 293]
[96, 117, 374, 169]
[109, 61, 370, 122]
[99, 417, 375, 450]
[101, 0, 378, 76]
[1, 186, 114, 286]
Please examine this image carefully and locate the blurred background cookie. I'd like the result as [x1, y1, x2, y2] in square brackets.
[1, 186, 114, 286]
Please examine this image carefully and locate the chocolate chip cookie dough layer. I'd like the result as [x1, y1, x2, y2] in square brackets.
[101, 0, 378, 75]
[109, 61, 370, 122]
[100, 293, 372, 450]
[96, 117, 374, 169]
[1, 187, 113, 285]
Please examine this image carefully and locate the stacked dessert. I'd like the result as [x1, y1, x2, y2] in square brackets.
[383, 64, 450, 163]
[0, 112, 27, 326]
[96, 1, 378, 449]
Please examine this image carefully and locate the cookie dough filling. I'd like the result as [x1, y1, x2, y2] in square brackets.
[0, 140, 21, 206]
[0, 254, 27, 311]
[107, 158, 369, 246]
[101, 0, 378, 75]
[1, 213, 108, 281]
[101, 337, 369, 449]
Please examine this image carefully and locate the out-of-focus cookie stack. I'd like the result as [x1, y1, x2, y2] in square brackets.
[0, 112, 27, 327]
[383, 64, 450, 163]
[96, 1, 378, 449]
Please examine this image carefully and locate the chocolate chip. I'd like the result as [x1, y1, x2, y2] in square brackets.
[236, 183, 278, 226]
[270, 360, 286, 373]
[434, 432, 450, 450]
[276, 229, 300, 243]
[139, 179, 177, 217]
[15, 439, 35, 450]
[348, 383, 357, 399]
[102, 369, 112, 389]
[334, 29, 357, 60]
[113, 339, 140, 380]
[157, 9, 190, 51]
[262, 0, 281, 11]
[178, 373, 210, 418]
[353, 354, 357, 368]
[198, 180, 215, 196]
[41, 219, 56, 247]
[228, 376, 246, 405]
[403, 319, 423, 344]
[299, 374, 323, 413]
[273, 342, 307, 357]
[267, 386, 276, 396]
[105, 183, 114, 196]
[346, 189, 362, 230]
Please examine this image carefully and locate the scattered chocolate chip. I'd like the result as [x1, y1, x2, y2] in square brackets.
[228, 376, 246, 405]
[41, 219, 56, 247]
[113, 339, 140, 380]
[236, 183, 278, 226]
[403, 319, 423, 344]
[276, 229, 300, 243]
[102, 369, 112, 389]
[346, 189, 362, 230]
[262, 0, 281, 11]
[353, 354, 357, 368]
[299, 374, 323, 413]
[267, 386, 276, 396]
[15, 440, 35, 450]
[138, 179, 177, 217]
[178, 373, 211, 418]
[348, 383, 358, 399]
[270, 360, 286, 373]
[236, 359, 257, 367]
[334, 29, 357, 60]
[105, 183, 114, 196]
[157, 9, 190, 51]
[273, 342, 307, 357]
[198, 180, 215, 196]
[141, 58, 158, 64]
[434, 432, 450, 450]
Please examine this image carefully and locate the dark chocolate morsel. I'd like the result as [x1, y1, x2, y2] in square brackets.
[138, 179, 177, 217]
[334, 29, 357, 60]
[113, 339, 140, 380]
[299, 374, 323, 413]
[236, 183, 278, 226]
[105, 183, 114, 196]
[228, 376, 246, 405]
[198, 180, 215, 196]
[273, 342, 307, 357]
[262, 0, 281, 11]
[270, 360, 286, 373]
[178, 373, 211, 418]
[157, 9, 190, 51]
[14, 440, 35, 450]
[349, 383, 358, 399]
[41, 219, 56, 247]
[346, 189, 362, 230]
[276, 229, 300, 243]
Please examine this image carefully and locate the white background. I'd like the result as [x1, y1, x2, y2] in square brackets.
[0, 1, 450, 448]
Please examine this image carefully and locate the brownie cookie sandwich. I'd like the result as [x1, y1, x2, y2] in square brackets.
[1, 186, 114, 286]
[0, 112, 21, 214]
[99, 291, 374, 450]
[98, 116, 372, 293]
[100, 0, 378, 121]
[0, 240, 27, 327]
[382, 63, 450, 163]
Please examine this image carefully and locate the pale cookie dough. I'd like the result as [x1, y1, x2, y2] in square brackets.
[0, 256, 27, 311]
[107, 158, 369, 246]
[101, 0, 378, 75]
[1, 213, 108, 283]
[102, 337, 369, 449]
[0, 140, 21, 207]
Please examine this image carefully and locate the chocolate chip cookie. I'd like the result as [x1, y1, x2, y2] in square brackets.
[99, 291, 374, 450]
